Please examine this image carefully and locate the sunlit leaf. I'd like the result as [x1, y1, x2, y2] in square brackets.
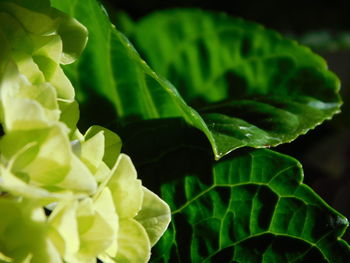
[120, 120, 350, 262]
[126, 9, 342, 159]
[152, 148, 350, 262]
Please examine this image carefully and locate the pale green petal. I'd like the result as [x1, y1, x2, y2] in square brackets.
[0, 11, 32, 53]
[2, 127, 70, 186]
[18, 82, 59, 111]
[40, 240, 62, 263]
[5, 0, 88, 64]
[0, 199, 62, 263]
[107, 154, 143, 219]
[94, 161, 110, 184]
[49, 199, 80, 261]
[0, 127, 72, 188]
[57, 154, 97, 195]
[76, 189, 118, 260]
[0, 0, 87, 76]
[4, 140, 39, 172]
[0, 128, 49, 162]
[0, 65, 60, 130]
[135, 187, 171, 246]
[49, 65, 75, 100]
[54, 12, 88, 65]
[71, 128, 84, 141]
[0, 1, 57, 35]
[58, 99, 79, 133]
[0, 165, 65, 205]
[76, 198, 95, 235]
[0, 125, 76, 189]
[13, 51, 45, 84]
[81, 131, 105, 174]
[114, 219, 151, 263]
[0, 252, 12, 262]
[0, 2, 171, 263]
[94, 188, 119, 257]
[0, 61, 27, 103]
[21, 125, 71, 185]
[32, 55, 59, 83]
[84, 126, 122, 168]
[3, 97, 55, 130]
[32, 35, 62, 67]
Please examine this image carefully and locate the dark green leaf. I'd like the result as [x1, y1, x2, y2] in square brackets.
[50, 0, 206, 132]
[48, 1, 350, 261]
[51, 2, 341, 159]
[119, 120, 350, 262]
[126, 9, 342, 158]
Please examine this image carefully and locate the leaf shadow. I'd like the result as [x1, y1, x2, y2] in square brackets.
[117, 117, 215, 194]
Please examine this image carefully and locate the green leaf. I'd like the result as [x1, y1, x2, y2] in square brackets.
[158, 151, 349, 262]
[48, 0, 227, 160]
[119, 119, 350, 262]
[125, 9, 342, 158]
[51, 1, 342, 159]
[50, 0, 194, 120]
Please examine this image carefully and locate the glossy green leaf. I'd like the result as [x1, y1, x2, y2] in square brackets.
[49, 0, 215, 156]
[125, 9, 342, 158]
[45, 2, 349, 262]
[151, 148, 350, 262]
[119, 119, 350, 262]
[51, 1, 342, 159]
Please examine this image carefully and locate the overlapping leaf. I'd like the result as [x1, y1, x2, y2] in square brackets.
[51, 0, 341, 160]
[124, 9, 342, 159]
[118, 120, 350, 262]
[49, 1, 350, 262]
[50, 0, 204, 130]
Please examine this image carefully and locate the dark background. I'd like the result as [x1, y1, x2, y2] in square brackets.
[103, 0, 350, 241]
[102, 0, 350, 33]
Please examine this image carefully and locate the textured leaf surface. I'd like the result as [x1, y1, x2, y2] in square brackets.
[50, 0, 204, 129]
[119, 120, 350, 262]
[47, 1, 350, 261]
[51, 1, 342, 159]
[126, 9, 342, 158]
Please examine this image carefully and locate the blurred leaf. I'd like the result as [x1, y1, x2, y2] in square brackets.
[126, 9, 342, 158]
[50, 0, 204, 129]
[297, 31, 350, 53]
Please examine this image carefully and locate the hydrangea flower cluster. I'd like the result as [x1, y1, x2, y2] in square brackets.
[0, 1, 171, 262]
